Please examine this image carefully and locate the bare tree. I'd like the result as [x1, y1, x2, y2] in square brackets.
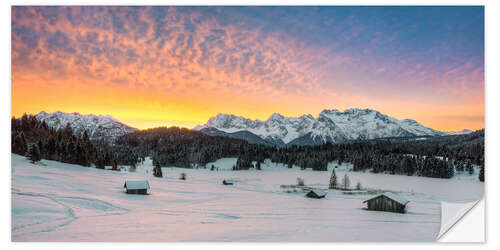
[297, 177, 304, 186]
[342, 174, 350, 190]
[356, 181, 362, 190]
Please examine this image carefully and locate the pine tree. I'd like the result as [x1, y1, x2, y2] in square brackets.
[37, 140, 44, 158]
[20, 113, 29, 131]
[479, 164, 484, 182]
[329, 168, 337, 189]
[153, 161, 163, 177]
[235, 156, 252, 170]
[95, 154, 105, 169]
[11, 116, 18, 130]
[467, 161, 474, 175]
[111, 158, 118, 171]
[63, 122, 73, 138]
[12, 132, 27, 155]
[356, 181, 362, 190]
[66, 141, 75, 163]
[27, 143, 41, 163]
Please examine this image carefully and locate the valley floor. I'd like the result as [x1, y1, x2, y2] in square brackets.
[11, 154, 483, 241]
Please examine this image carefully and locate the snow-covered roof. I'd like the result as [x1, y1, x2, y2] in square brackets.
[363, 192, 409, 205]
[308, 189, 326, 197]
[124, 180, 150, 190]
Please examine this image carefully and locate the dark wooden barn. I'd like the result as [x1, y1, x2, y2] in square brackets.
[305, 189, 326, 199]
[222, 179, 234, 185]
[123, 180, 150, 195]
[363, 192, 409, 213]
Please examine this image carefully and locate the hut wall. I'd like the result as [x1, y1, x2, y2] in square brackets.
[126, 189, 148, 195]
[367, 196, 405, 213]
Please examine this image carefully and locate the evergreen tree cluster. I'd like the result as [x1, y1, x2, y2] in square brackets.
[111, 127, 483, 179]
[479, 161, 485, 182]
[11, 114, 116, 167]
[234, 154, 253, 170]
[26, 143, 41, 163]
[113, 126, 272, 169]
[11, 113, 484, 181]
[351, 152, 454, 178]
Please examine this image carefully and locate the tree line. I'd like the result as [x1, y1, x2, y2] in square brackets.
[11, 114, 117, 169]
[11, 114, 485, 181]
[111, 126, 484, 180]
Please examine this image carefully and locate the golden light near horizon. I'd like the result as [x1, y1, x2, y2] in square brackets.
[11, 6, 484, 131]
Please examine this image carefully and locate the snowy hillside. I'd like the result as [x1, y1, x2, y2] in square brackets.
[445, 129, 473, 135]
[195, 108, 444, 146]
[12, 153, 483, 241]
[35, 111, 137, 141]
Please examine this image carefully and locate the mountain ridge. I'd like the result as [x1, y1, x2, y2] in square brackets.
[34, 111, 138, 141]
[194, 108, 447, 146]
[28, 109, 474, 146]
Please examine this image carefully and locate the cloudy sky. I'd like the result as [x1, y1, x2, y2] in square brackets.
[11, 6, 484, 131]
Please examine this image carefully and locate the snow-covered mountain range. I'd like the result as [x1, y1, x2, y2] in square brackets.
[32, 109, 470, 146]
[445, 129, 473, 135]
[35, 111, 137, 141]
[194, 108, 446, 146]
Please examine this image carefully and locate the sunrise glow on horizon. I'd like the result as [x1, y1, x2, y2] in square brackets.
[11, 6, 484, 131]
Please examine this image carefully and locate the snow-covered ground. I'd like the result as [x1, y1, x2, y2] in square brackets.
[11, 154, 483, 242]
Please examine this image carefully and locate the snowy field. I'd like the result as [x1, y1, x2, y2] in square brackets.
[11, 154, 483, 242]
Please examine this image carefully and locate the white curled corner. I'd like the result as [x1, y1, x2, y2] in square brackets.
[437, 200, 480, 241]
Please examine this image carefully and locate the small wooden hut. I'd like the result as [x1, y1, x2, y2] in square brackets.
[363, 192, 409, 213]
[305, 189, 326, 199]
[222, 179, 234, 185]
[123, 180, 150, 195]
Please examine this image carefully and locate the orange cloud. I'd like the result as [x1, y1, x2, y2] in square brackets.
[11, 7, 484, 131]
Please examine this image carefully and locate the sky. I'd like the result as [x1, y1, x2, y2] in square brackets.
[11, 6, 484, 131]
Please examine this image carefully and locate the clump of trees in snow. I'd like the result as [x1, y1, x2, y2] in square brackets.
[153, 161, 163, 178]
[256, 161, 262, 170]
[26, 143, 41, 163]
[234, 154, 254, 170]
[111, 126, 483, 179]
[114, 126, 269, 169]
[352, 153, 454, 178]
[11, 114, 115, 168]
[341, 174, 350, 190]
[12, 113, 485, 181]
[356, 181, 362, 190]
[479, 163, 485, 182]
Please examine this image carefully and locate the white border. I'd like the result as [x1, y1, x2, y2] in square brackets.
[439, 199, 485, 242]
[2, 0, 496, 249]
